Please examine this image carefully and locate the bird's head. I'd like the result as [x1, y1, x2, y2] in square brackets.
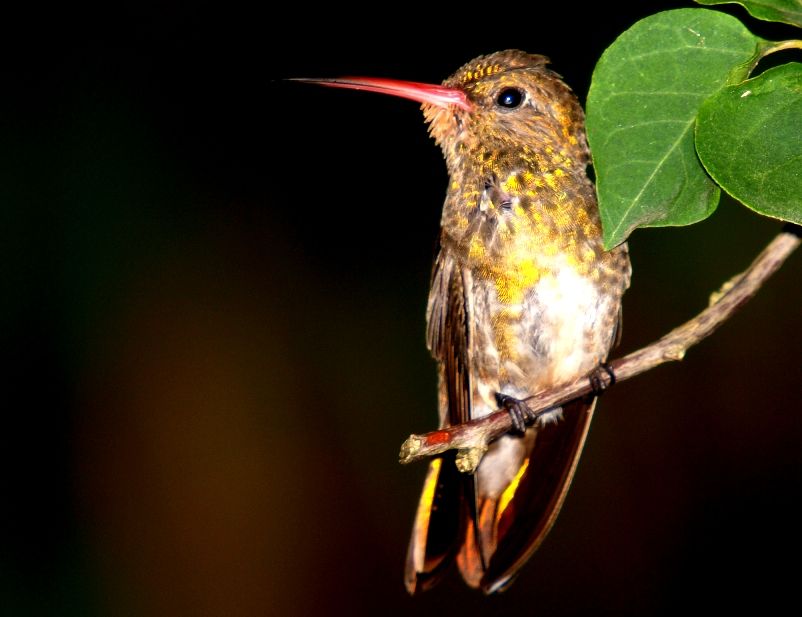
[293, 50, 588, 175]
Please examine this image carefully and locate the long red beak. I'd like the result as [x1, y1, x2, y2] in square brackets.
[291, 76, 471, 111]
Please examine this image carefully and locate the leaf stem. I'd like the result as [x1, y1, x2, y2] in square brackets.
[760, 39, 802, 58]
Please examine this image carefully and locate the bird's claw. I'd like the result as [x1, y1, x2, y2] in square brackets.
[495, 392, 536, 434]
[588, 362, 616, 397]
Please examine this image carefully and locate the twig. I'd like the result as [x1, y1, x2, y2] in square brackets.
[399, 224, 801, 471]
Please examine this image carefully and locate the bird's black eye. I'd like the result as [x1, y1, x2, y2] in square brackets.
[496, 87, 524, 109]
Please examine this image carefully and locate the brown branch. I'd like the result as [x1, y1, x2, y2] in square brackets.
[399, 225, 801, 472]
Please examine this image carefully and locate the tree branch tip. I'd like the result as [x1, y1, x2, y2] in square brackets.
[782, 222, 802, 239]
[399, 435, 423, 464]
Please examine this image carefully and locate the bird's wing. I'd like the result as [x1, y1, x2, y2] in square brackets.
[405, 246, 474, 593]
[426, 247, 472, 429]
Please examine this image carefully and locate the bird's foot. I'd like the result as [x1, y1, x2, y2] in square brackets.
[495, 392, 537, 435]
[588, 362, 616, 398]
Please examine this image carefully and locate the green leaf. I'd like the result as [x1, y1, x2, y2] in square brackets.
[586, 8, 762, 248]
[696, 62, 802, 225]
[695, 0, 802, 28]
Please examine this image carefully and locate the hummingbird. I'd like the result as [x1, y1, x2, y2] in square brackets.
[296, 50, 631, 594]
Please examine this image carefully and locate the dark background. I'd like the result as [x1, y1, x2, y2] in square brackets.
[3, 2, 801, 615]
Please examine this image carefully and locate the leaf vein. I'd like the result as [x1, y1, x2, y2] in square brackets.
[607, 119, 695, 239]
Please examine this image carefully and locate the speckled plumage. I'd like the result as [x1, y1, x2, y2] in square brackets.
[406, 51, 631, 594]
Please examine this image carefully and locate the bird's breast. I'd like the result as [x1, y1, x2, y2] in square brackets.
[469, 255, 615, 405]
